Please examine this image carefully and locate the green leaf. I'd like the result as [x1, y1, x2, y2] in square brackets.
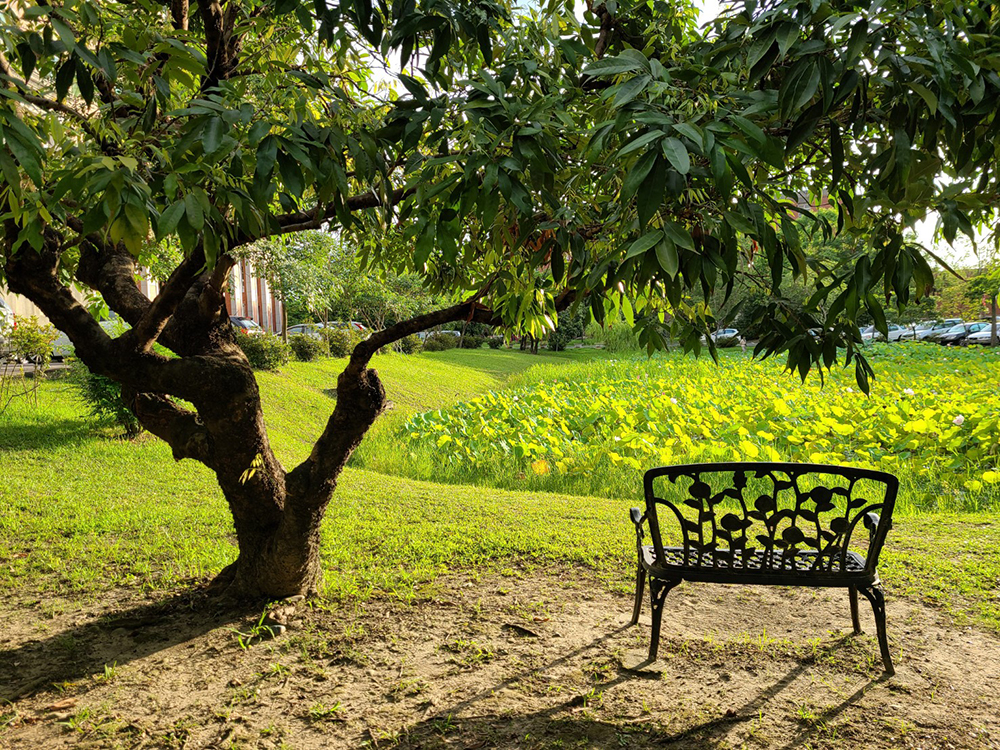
[612, 75, 650, 108]
[2, 130, 42, 187]
[910, 82, 938, 114]
[625, 230, 663, 259]
[662, 220, 694, 251]
[76, 60, 95, 105]
[671, 122, 703, 145]
[157, 200, 186, 238]
[661, 137, 690, 175]
[55, 58, 75, 102]
[830, 121, 843, 188]
[203, 117, 225, 154]
[621, 150, 657, 200]
[780, 60, 820, 116]
[583, 56, 646, 77]
[637, 157, 666, 229]
[618, 130, 663, 157]
[723, 210, 756, 235]
[845, 20, 868, 64]
[50, 17, 76, 51]
[184, 193, 204, 231]
[277, 151, 305, 198]
[655, 237, 679, 277]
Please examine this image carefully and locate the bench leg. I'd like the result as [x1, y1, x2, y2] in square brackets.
[849, 586, 861, 635]
[859, 585, 894, 676]
[630, 564, 646, 626]
[647, 578, 678, 662]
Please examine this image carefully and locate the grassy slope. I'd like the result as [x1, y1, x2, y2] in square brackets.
[0, 348, 998, 632]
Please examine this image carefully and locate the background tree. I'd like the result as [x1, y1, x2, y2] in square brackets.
[965, 263, 1000, 345]
[241, 231, 344, 329]
[3, 0, 1000, 598]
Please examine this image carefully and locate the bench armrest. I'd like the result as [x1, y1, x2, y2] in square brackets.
[630, 507, 646, 545]
[863, 511, 886, 538]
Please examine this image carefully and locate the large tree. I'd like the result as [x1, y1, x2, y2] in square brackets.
[2, 0, 999, 597]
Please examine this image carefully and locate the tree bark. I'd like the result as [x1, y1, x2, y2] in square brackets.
[992, 294, 997, 347]
[3, 220, 571, 600]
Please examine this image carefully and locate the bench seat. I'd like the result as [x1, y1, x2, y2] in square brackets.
[642, 545, 872, 585]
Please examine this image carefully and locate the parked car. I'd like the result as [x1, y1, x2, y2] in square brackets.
[898, 321, 936, 340]
[860, 324, 907, 342]
[230, 316, 264, 336]
[287, 323, 323, 339]
[966, 326, 998, 346]
[919, 319, 964, 342]
[936, 322, 987, 346]
[705, 328, 741, 347]
[0, 295, 14, 358]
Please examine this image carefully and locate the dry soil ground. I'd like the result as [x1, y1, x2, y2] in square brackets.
[2, 569, 999, 749]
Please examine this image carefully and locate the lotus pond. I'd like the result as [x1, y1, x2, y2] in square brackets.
[359, 343, 1000, 512]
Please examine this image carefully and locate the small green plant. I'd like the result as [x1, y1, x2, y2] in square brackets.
[68, 359, 144, 438]
[289, 333, 328, 361]
[487, 336, 503, 349]
[8, 315, 58, 368]
[307, 701, 344, 722]
[235, 331, 290, 370]
[230, 611, 279, 650]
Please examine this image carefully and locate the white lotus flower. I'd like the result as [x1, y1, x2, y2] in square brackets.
[953, 415, 965, 426]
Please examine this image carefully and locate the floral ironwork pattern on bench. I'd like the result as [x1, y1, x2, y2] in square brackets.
[629, 462, 897, 674]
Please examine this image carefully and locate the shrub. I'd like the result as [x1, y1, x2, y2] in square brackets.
[460, 334, 485, 349]
[68, 359, 143, 438]
[322, 327, 363, 357]
[398, 334, 422, 354]
[290, 334, 327, 361]
[585, 320, 640, 353]
[487, 336, 503, 349]
[236, 331, 290, 370]
[548, 307, 588, 351]
[8, 315, 58, 368]
[422, 333, 458, 351]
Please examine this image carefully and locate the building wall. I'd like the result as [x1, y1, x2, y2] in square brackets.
[224, 260, 284, 334]
[3, 265, 284, 335]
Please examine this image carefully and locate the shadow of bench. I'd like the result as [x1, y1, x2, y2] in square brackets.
[629, 462, 897, 675]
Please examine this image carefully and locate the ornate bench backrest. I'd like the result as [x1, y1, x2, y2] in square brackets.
[643, 462, 898, 575]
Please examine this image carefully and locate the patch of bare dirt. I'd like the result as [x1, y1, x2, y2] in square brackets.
[2, 570, 999, 749]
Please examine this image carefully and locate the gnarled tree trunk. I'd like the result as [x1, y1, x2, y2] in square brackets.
[2, 221, 505, 598]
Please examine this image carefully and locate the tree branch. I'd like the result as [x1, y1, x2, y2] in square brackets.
[128, 249, 213, 351]
[262, 187, 414, 239]
[129, 391, 212, 463]
[171, 0, 190, 30]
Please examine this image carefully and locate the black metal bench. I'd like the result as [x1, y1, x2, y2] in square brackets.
[629, 462, 897, 674]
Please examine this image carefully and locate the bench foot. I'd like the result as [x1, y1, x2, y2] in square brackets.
[859, 585, 894, 676]
[647, 578, 679, 661]
[849, 586, 861, 635]
[630, 565, 646, 626]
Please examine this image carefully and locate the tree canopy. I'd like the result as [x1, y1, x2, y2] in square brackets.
[3, 0, 1000, 596]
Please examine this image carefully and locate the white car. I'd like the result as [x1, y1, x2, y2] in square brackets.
[287, 323, 323, 339]
[966, 326, 997, 346]
[860, 324, 906, 342]
[704, 328, 741, 347]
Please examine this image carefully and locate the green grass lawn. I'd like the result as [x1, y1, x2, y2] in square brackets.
[1, 346, 998, 635]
